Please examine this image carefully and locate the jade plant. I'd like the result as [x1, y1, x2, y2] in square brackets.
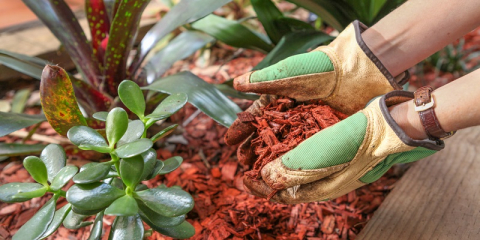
[0, 80, 195, 239]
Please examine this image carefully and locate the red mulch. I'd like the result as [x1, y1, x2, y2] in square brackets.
[239, 97, 349, 197]
[0, 49, 400, 240]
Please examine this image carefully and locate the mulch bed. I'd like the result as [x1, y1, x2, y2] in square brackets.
[0, 49, 401, 239]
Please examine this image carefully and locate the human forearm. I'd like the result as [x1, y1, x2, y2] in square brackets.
[390, 69, 480, 140]
[362, 0, 480, 76]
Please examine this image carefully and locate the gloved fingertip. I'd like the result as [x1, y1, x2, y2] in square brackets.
[224, 120, 256, 146]
[243, 175, 270, 198]
[233, 71, 253, 92]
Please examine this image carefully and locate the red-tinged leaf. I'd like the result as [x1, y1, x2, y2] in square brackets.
[103, 0, 150, 95]
[70, 76, 113, 114]
[40, 65, 87, 136]
[22, 0, 102, 86]
[86, 0, 111, 65]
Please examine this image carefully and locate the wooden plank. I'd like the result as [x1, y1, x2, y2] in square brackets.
[358, 126, 480, 240]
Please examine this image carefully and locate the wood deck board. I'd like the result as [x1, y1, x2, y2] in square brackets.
[357, 126, 480, 240]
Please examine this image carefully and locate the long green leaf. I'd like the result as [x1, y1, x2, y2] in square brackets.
[134, 186, 194, 217]
[0, 143, 46, 157]
[22, 0, 102, 86]
[86, 0, 110, 64]
[251, 0, 290, 44]
[0, 49, 47, 66]
[286, 0, 349, 30]
[144, 31, 214, 83]
[104, 0, 150, 95]
[0, 55, 43, 79]
[40, 65, 87, 136]
[144, 220, 195, 239]
[130, 0, 232, 75]
[254, 30, 334, 70]
[67, 182, 125, 212]
[143, 71, 241, 127]
[192, 14, 273, 53]
[0, 183, 45, 203]
[0, 112, 45, 137]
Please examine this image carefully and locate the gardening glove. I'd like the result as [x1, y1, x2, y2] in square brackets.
[243, 90, 445, 204]
[225, 20, 409, 146]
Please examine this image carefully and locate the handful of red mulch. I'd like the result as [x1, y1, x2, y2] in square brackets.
[238, 97, 349, 181]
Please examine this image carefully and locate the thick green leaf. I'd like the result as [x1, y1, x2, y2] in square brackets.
[86, 0, 110, 64]
[117, 120, 145, 147]
[151, 124, 178, 143]
[40, 144, 67, 182]
[68, 126, 109, 149]
[0, 183, 45, 203]
[143, 71, 241, 127]
[24, 156, 49, 186]
[286, 0, 350, 30]
[67, 182, 125, 212]
[88, 211, 104, 240]
[22, 0, 102, 86]
[104, 0, 150, 95]
[144, 220, 195, 239]
[0, 112, 45, 137]
[134, 186, 194, 217]
[120, 155, 144, 188]
[145, 93, 188, 125]
[92, 111, 108, 121]
[11, 187, 47, 200]
[63, 210, 93, 229]
[40, 65, 87, 136]
[192, 14, 272, 53]
[50, 166, 78, 191]
[108, 215, 144, 240]
[130, 0, 231, 74]
[118, 80, 146, 118]
[105, 195, 138, 216]
[135, 184, 148, 191]
[106, 108, 128, 146]
[72, 206, 105, 216]
[137, 201, 185, 227]
[146, 160, 165, 180]
[0, 143, 46, 157]
[157, 156, 183, 175]
[251, 0, 290, 44]
[115, 138, 153, 158]
[254, 30, 334, 70]
[12, 89, 31, 114]
[41, 203, 72, 239]
[144, 31, 214, 83]
[73, 162, 112, 184]
[12, 197, 56, 240]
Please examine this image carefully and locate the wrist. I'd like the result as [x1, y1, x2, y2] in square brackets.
[389, 101, 428, 140]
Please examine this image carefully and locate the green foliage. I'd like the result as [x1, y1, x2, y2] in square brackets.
[0, 0, 238, 140]
[287, 0, 406, 30]
[0, 81, 194, 239]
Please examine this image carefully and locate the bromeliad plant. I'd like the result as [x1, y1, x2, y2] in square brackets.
[0, 0, 241, 153]
[0, 79, 195, 239]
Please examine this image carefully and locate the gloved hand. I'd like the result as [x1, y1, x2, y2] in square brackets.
[225, 20, 409, 146]
[243, 91, 444, 204]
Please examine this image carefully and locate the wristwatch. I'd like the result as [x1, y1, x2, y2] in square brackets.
[413, 86, 455, 140]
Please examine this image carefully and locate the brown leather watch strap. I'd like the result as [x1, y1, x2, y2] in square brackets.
[414, 86, 455, 140]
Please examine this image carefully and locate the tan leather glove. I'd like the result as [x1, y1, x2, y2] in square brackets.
[244, 91, 444, 204]
[225, 20, 409, 147]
